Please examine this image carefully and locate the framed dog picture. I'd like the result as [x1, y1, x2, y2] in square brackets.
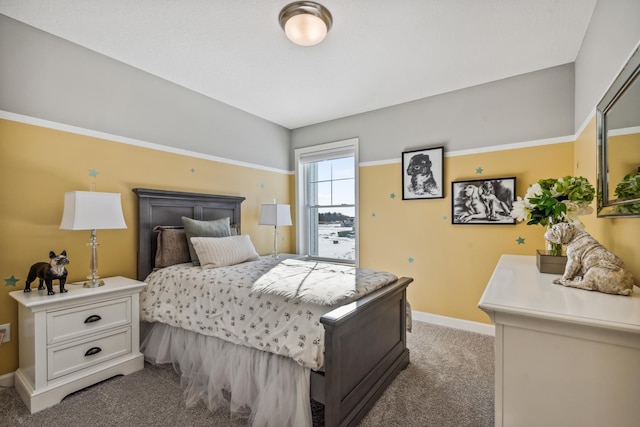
[451, 177, 516, 224]
[402, 146, 444, 200]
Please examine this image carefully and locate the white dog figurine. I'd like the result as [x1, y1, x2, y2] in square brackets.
[544, 223, 635, 296]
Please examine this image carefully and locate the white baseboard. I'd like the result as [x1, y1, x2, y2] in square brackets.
[412, 310, 495, 336]
[0, 371, 15, 388]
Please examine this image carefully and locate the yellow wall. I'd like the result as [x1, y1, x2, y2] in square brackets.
[2, 117, 639, 377]
[360, 142, 574, 322]
[606, 132, 640, 198]
[0, 119, 293, 375]
[358, 118, 639, 326]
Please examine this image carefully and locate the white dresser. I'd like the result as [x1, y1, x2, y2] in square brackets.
[479, 255, 640, 427]
[10, 276, 146, 413]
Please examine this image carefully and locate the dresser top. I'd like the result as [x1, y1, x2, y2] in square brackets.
[479, 255, 640, 332]
[10, 276, 146, 310]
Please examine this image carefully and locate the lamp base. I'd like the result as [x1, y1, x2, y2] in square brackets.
[83, 279, 105, 288]
[84, 230, 105, 288]
[271, 226, 280, 259]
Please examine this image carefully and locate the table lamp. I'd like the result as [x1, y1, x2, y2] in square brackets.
[259, 202, 292, 258]
[59, 191, 127, 287]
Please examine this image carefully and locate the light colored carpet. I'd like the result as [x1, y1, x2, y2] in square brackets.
[0, 321, 494, 426]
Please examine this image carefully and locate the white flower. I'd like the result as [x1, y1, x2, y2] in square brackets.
[524, 183, 542, 200]
[510, 197, 530, 222]
[511, 176, 595, 227]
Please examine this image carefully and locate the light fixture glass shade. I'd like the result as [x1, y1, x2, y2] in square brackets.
[60, 191, 127, 230]
[279, 1, 333, 46]
[284, 14, 327, 46]
[258, 204, 293, 226]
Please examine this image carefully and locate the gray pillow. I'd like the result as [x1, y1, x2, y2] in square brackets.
[181, 216, 231, 265]
[153, 226, 191, 268]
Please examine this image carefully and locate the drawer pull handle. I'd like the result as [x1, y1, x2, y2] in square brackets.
[84, 315, 102, 324]
[84, 347, 102, 357]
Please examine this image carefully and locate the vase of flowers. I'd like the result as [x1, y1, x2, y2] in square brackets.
[511, 176, 595, 256]
[544, 217, 563, 255]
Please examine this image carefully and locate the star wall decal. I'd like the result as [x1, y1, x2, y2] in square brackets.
[191, 168, 196, 173]
[88, 168, 99, 177]
[390, 193, 396, 199]
[476, 166, 484, 174]
[442, 215, 447, 220]
[260, 183, 265, 189]
[408, 257, 414, 264]
[4, 275, 19, 287]
[371, 212, 376, 217]
[516, 237, 525, 245]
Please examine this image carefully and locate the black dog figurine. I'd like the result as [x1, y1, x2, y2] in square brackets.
[25, 250, 69, 295]
[406, 153, 439, 195]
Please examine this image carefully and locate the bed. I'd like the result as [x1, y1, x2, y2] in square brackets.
[133, 188, 412, 426]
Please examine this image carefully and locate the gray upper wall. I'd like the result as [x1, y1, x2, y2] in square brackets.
[574, 0, 640, 131]
[294, 0, 640, 166]
[3, 1, 638, 173]
[291, 64, 575, 164]
[0, 15, 291, 171]
[0, 13, 577, 173]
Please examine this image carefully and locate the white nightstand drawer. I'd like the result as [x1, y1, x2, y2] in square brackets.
[48, 327, 132, 380]
[47, 297, 131, 345]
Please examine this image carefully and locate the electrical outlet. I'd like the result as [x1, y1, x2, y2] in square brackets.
[0, 323, 10, 343]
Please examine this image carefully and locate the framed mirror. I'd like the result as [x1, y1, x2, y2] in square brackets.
[596, 44, 640, 217]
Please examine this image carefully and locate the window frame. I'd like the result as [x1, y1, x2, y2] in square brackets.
[294, 138, 359, 265]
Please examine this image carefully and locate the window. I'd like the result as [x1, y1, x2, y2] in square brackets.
[295, 138, 358, 264]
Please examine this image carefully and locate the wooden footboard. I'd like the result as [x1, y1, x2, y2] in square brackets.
[311, 277, 412, 427]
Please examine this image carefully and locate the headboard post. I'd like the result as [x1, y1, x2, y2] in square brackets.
[133, 188, 245, 281]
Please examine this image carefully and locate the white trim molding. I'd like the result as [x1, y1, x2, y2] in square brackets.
[361, 134, 575, 167]
[0, 110, 292, 175]
[4, 109, 580, 175]
[412, 310, 495, 336]
[0, 371, 15, 388]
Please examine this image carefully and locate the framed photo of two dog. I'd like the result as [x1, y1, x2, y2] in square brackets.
[451, 177, 517, 225]
[402, 146, 445, 200]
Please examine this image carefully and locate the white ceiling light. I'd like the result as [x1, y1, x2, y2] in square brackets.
[279, 1, 333, 46]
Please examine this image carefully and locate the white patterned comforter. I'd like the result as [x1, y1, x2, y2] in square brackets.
[140, 256, 397, 370]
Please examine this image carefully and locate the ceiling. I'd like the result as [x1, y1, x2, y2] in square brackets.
[0, 0, 598, 130]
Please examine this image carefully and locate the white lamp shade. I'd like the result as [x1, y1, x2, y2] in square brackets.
[259, 204, 293, 227]
[60, 191, 127, 230]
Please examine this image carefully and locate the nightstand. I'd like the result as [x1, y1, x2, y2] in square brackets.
[9, 276, 146, 413]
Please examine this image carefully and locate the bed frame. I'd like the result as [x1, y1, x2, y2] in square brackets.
[133, 188, 412, 427]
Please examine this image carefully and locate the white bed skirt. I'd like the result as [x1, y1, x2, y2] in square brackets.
[140, 322, 312, 426]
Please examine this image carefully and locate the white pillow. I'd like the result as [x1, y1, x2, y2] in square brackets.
[190, 235, 260, 269]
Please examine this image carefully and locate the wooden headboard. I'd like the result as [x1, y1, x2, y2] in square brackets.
[133, 188, 245, 281]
